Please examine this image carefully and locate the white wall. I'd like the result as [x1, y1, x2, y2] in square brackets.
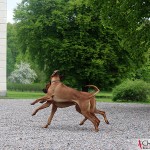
[0, 0, 7, 96]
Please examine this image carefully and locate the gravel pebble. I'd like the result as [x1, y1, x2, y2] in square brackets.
[0, 99, 150, 150]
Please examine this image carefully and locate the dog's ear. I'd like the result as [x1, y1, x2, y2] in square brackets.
[46, 83, 51, 88]
[60, 74, 64, 81]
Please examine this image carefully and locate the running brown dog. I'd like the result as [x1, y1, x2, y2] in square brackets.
[32, 82, 109, 128]
[31, 70, 109, 131]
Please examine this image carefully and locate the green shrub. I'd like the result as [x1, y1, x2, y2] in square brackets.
[7, 82, 46, 92]
[112, 80, 150, 102]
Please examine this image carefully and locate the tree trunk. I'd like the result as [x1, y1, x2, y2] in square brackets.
[81, 80, 89, 92]
[82, 85, 89, 92]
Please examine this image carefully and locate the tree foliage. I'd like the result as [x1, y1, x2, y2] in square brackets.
[7, 23, 19, 76]
[8, 61, 37, 84]
[112, 79, 150, 102]
[101, 0, 150, 67]
[14, 0, 150, 89]
[7, 23, 46, 83]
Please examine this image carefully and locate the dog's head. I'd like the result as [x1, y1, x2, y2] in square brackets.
[42, 82, 51, 93]
[50, 70, 64, 80]
[51, 70, 59, 77]
[43, 70, 64, 93]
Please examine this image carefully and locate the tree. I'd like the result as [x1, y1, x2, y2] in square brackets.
[7, 22, 46, 83]
[14, 0, 149, 89]
[8, 61, 37, 84]
[132, 49, 150, 82]
[50, 0, 130, 89]
[7, 23, 19, 76]
[101, 0, 150, 68]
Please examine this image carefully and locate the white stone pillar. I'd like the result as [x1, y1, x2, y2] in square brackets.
[0, 0, 7, 96]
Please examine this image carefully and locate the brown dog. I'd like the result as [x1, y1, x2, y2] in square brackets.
[32, 82, 109, 128]
[31, 70, 109, 131]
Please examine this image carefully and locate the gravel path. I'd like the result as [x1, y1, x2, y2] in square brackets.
[0, 99, 150, 150]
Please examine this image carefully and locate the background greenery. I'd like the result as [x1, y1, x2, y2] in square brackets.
[7, 83, 45, 92]
[6, 0, 150, 101]
[112, 80, 150, 102]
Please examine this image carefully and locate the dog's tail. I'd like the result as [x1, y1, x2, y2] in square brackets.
[85, 85, 100, 96]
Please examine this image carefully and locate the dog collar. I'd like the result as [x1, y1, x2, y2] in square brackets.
[51, 80, 60, 83]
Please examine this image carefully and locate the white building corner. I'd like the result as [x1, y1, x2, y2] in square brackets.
[0, 0, 7, 96]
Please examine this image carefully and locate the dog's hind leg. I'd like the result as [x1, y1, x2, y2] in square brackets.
[75, 104, 91, 126]
[79, 117, 87, 125]
[89, 98, 96, 114]
[75, 104, 87, 125]
[32, 101, 52, 116]
[91, 113, 100, 126]
[79, 113, 100, 126]
[95, 109, 109, 124]
[43, 104, 57, 128]
[81, 111, 99, 132]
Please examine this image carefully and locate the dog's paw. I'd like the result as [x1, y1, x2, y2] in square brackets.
[105, 120, 109, 124]
[42, 125, 48, 128]
[95, 129, 99, 132]
[32, 112, 36, 116]
[79, 122, 84, 126]
[93, 128, 99, 132]
[30, 102, 35, 105]
[106, 121, 110, 124]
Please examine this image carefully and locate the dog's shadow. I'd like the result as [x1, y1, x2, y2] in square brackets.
[45, 124, 93, 133]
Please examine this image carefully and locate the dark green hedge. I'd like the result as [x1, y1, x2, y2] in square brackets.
[112, 80, 150, 102]
[7, 82, 46, 92]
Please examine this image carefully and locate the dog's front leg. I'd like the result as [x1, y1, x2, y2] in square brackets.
[32, 101, 52, 116]
[43, 104, 57, 128]
[30, 96, 50, 105]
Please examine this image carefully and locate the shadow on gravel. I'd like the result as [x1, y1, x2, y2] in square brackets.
[44, 124, 94, 133]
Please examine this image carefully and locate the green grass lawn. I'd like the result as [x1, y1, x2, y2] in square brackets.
[1, 91, 45, 99]
[1, 90, 149, 104]
[0, 90, 112, 102]
[96, 91, 112, 102]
